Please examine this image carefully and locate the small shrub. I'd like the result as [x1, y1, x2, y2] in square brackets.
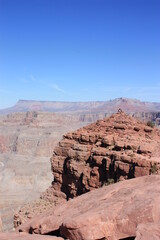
[150, 164, 158, 175]
[45, 132, 51, 135]
[32, 111, 38, 118]
[147, 121, 155, 128]
[103, 178, 115, 186]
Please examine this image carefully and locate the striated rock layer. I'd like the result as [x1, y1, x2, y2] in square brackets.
[51, 110, 160, 198]
[16, 175, 160, 240]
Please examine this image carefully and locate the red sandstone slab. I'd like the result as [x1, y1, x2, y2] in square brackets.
[18, 175, 160, 240]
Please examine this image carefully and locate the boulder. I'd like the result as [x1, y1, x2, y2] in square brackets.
[18, 175, 160, 240]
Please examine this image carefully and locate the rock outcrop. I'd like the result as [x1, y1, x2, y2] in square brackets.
[16, 175, 160, 240]
[51, 110, 160, 199]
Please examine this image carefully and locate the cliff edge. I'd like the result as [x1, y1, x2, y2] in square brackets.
[51, 109, 160, 198]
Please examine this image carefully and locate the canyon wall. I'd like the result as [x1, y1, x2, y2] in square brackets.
[51, 110, 160, 199]
[0, 112, 89, 231]
[1, 98, 160, 230]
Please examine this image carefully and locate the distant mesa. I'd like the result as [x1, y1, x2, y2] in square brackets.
[1, 97, 160, 114]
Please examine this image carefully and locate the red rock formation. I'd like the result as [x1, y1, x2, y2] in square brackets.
[51, 110, 160, 198]
[17, 175, 160, 240]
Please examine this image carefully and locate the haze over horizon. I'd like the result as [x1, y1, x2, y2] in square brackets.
[0, 0, 160, 109]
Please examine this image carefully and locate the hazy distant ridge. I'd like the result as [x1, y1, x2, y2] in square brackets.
[1, 98, 160, 114]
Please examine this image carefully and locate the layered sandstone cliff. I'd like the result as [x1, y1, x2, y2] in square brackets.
[51, 110, 160, 198]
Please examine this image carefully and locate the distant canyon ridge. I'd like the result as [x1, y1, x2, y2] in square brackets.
[1, 97, 160, 114]
[1, 97, 160, 125]
[0, 97, 160, 231]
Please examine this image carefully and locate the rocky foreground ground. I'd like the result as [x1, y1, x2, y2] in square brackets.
[0, 175, 160, 239]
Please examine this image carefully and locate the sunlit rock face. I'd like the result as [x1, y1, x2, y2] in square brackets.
[16, 175, 160, 240]
[51, 110, 160, 199]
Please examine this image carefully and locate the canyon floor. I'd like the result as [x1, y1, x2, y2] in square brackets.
[0, 112, 90, 231]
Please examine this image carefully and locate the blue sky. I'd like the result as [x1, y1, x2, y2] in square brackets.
[0, 0, 160, 109]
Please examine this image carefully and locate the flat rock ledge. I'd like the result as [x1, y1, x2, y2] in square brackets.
[10, 175, 160, 240]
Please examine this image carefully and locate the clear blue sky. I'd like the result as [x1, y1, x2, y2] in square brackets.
[0, 0, 160, 109]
